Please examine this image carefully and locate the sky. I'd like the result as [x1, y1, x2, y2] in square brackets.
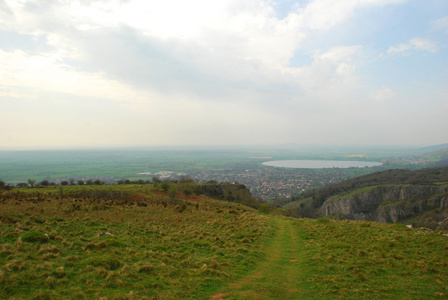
[0, 0, 447, 149]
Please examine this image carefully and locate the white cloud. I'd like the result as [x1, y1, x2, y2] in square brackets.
[431, 15, 448, 34]
[1, 0, 447, 148]
[284, 45, 362, 100]
[369, 86, 396, 101]
[388, 37, 438, 55]
[0, 49, 152, 105]
[1, 0, 405, 73]
[296, 0, 406, 31]
[410, 38, 438, 52]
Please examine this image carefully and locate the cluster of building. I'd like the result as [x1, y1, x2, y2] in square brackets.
[189, 167, 346, 200]
[48, 167, 351, 201]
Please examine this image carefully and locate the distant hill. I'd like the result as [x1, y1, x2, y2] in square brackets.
[419, 143, 448, 151]
[423, 147, 448, 167]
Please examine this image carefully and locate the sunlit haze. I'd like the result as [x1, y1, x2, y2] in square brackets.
[1, 0, 447, 149]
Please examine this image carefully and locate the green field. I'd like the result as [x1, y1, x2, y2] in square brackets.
[0, 146, 422, 184]
[1, 184, 447, 299]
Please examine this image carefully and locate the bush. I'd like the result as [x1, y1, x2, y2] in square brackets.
[259, 203, 272, 214]
[161, 182, 170, 193]
[183, 188, 192, 197]
[39, 180, 50, 187]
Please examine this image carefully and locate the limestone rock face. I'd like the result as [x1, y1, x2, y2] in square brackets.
[320, 185, 448, 223]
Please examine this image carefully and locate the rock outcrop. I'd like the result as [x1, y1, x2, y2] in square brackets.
[321, 185, 448, 223]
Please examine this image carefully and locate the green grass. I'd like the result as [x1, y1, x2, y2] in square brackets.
[0, 147, 424, 184]
[293, 218, 448, 299]
[210, 217, 448, 299]
[212, 217, 307, 299]
[0, 185, 268, 299]
[1, 185, 447, 299]
[282, 196, 313, 209]
[327, 185, 380, 201]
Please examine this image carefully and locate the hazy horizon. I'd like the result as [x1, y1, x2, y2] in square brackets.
[1, 0, 447, 149]
[0, 142, 443, 152]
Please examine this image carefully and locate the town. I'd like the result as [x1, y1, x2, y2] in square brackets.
[189, 167, 348, 200]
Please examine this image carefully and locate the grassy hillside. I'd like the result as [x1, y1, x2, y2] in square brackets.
[290, 218, 448, 299]
[0, 185, 269, 299]
[1, 184, 447, 299]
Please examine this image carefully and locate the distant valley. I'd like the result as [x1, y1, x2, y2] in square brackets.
[1, 145, 446, 202]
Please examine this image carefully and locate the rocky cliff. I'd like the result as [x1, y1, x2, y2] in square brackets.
[321, 185, 448, 223]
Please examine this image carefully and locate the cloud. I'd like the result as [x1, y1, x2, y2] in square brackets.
[1, 0, 446, 148]
[388, 37, 438, 55]
[1, 1, 307, 105]
[431, 15, 448, 34]
[0, 48, 153, 106]
[296, 0, 406, 30]
[0, 0, 12, 15]
[0, 0, 370, 142]
[285, 45, 362, 100]
[369, 86, 396, 101]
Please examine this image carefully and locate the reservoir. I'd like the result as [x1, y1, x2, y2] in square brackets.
[262, 160, 382, 169]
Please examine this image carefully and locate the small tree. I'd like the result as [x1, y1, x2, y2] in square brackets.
[183, 188, 192, 197]
[39, 180, 49, 187]
[169, 188, 178, 201]
[77, 180, 84, 185]
[61, 181, 69, 186]
[0, 180, 5, 188]
[226, 190, 234, 202]
[194, 186, 204, 196]
[180, 176, 195, 184]
[28, 178, 36, 187]
[161, 182, 170, 193]
[69, 178, 75, 185]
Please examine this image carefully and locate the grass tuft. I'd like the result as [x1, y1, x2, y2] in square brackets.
[20, 231, 49, 243]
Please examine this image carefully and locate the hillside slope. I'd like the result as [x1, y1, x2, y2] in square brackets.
[321, 184, 448, 225]
[215, 217, 448, 299]
[285, 167, 448, 228]
[1, 184, 448, 299]
[0, 185, 268, 299]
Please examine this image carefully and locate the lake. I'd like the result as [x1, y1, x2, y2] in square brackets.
[262, 160, 382, 169]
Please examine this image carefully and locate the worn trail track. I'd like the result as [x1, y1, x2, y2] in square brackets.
[210, 217, 309, 299]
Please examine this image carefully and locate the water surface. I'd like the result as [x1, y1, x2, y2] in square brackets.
[262, 160, 382, 169]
